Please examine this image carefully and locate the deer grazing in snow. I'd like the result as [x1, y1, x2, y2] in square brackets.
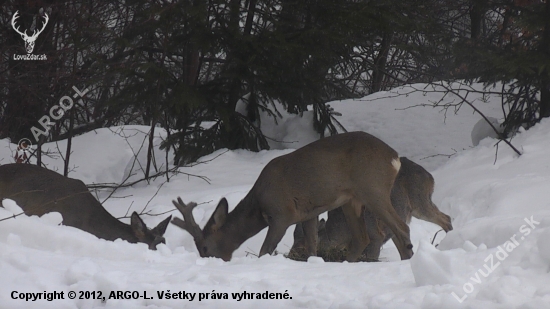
[290, 157, 453, 261]
[171, 131, 414, 262]
[0, 164, 171, 250]
[11, 11, 49, 54]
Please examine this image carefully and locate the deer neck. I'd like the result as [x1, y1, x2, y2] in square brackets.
[219, 193, 268, 252]
[82, 207, 138, 243]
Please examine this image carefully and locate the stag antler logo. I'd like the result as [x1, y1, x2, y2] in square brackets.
[11, 11, 49, 54]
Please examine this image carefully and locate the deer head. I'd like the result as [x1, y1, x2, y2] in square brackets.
[12, 11, 49, 53]
[130, 211, 172, 250]
[172, 197, 236, 261]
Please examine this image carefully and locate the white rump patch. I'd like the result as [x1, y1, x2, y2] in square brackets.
[391, 157, 401, 172]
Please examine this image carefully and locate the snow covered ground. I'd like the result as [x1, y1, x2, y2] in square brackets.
[1, 82, 549, 308]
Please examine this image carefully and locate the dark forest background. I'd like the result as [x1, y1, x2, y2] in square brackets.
[1, 0, 549, 174]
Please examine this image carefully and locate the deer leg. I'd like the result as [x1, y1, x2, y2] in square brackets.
[363, 195, 413, 260]
[364, 239, 383, 261]
[341, 201, 370, 262]
[381, 211, 413, 260]
[385, 223, 412, 260]
[301, 216, 319, 257]
[259, 223, 288, 257]
[363, 211, 386, 261]
[291, 222, 306, 255]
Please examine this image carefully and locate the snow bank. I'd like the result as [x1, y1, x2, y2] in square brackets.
[1, 82, 550, 308]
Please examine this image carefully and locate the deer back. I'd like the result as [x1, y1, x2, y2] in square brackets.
[250, 131, 400, 219]
[0, 164, 171, 249]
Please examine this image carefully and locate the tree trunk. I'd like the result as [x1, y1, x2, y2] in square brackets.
[371, 32, 392, 93]
[469, 0, 487, 40]
[539, 0, 550, 119]
[63, 108, 74, 177]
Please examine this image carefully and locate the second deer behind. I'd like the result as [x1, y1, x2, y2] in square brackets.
[291, 157, 453, 261]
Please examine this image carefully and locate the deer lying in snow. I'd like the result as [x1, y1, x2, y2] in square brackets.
[0, 163, 171, 250]
[171, 131, 414, 262]
[290, 157, 453, 261]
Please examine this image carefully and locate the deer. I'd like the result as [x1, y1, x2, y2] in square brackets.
[171, 131, 414, 262]
[0, 163, 171, 250]
[290, 157, 453, 261]
[11, 11, 49, 54]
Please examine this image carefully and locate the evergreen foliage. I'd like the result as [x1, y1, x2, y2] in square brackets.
[1, 0, 549, 165]
[452, 0, 550, 135]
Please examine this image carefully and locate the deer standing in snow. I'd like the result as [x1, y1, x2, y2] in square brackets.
[171, 132, 414, 261]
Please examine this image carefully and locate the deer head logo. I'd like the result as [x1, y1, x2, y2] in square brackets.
[11, 11, 49, 54]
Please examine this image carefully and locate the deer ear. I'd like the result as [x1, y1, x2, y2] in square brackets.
[151, 215, 171, 236]
[208, 198, 228, 231]
[130, 211, 148, 241]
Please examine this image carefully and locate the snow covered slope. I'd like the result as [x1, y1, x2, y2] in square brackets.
[1, 82, 549, 308]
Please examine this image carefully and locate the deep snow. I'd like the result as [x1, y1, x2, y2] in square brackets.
[1, 82, 549, 308]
